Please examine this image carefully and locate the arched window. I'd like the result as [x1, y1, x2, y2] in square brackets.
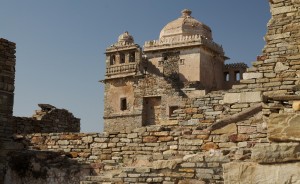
[120, 53, 125, 64]
[110, 55, 115, 65]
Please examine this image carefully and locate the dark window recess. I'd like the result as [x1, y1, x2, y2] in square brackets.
[110, 55, 115, 65]
[169, 106, 179, 118]
[224, 72, 230, 82]
[120, 98, 127, 111]
[129, 52, 135, 62]
[235, 71, 240, 81]
[120, 53, 125, 64]
[179, 59, 185, 65]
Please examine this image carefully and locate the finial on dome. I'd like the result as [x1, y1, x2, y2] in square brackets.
[181, 9, 192, 17]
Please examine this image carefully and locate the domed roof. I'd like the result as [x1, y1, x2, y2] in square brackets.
[159, 9, 212, 40]
[118, 31, 134, 44]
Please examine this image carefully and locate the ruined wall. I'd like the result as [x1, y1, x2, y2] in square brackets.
[0, 38, 15, 117]
[0, 38, 17, 184]
[15, 110, 264, 184]
[0, 38, 80, 183]
[3, 0, 300, 183]
[12, 105, 80, 134]
[221, 0, 300, 183]
[4, 150, 93, 184]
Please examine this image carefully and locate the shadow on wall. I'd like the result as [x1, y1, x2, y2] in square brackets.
[4, 136, 98, 184]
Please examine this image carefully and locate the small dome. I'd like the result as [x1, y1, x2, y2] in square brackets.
[118, 31, 134, 44]
[159, 9, 212, 40]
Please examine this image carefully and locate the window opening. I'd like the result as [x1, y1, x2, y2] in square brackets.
[235, 71, 240, 81]
[169, 106, 179, 118]
[224, 72, 229, 82]
[129, 52, 135, 62]
[120, 98, 127, 111]
[120, 53, 125, 64]
[110, 55, 115, 65]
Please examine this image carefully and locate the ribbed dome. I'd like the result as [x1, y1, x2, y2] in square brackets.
[118, 31, 134, 44]
[159, 9, 212, 40]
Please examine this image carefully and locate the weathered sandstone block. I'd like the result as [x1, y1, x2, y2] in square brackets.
[223, 162, 300, 184]
[243, 73, 263, 80]
[268, 113, 300, 142]
[293, 101, 300, 111]
[251, 143, 300, 163]
[223, 92, 262, 104]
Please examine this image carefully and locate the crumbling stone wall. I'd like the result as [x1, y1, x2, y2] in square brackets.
[3, 0, 300, 183]
[15, 108, 263, 183]
[222, 0, 300, 183]
[0, 38, 15, 117]
[0, 38, 81, 183]
[4, 150, 93, 184]
[0, 38, 17, 184]
[12, 104, 80, 134]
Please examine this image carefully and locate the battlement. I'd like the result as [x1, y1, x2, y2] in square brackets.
[144, 34, 224, 54]
[224, 62, 248, 69]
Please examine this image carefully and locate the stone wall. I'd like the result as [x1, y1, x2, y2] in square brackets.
[12, 108, 264, 183]
[0, 38, 15, 117]
[0, 38, 16, 184]
[222, 0, 300, 183]
[12, 104, 80, 134]
[2, 0, 300, 183]
[4, 150, 93, 184]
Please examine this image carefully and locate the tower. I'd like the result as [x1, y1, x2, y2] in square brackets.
[103, 32, 143, 133]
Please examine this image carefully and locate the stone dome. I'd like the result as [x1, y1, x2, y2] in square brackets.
[118, 31, 134, 44]
[159, 9, 212, 40]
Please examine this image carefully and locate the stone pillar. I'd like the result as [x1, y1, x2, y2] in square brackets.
[0, 38, 15, 117]
[0, 38, 16, 183]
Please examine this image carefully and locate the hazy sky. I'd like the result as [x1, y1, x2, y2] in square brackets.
[0, 1, 270, 132]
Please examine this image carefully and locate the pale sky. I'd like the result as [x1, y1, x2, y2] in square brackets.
[0, 0, 270, 132]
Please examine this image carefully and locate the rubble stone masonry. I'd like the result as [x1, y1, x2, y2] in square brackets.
[1, 0, 300, 183]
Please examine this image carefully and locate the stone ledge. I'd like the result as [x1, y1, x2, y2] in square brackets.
[223, 92, 262, 104]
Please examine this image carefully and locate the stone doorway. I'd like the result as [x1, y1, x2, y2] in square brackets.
[142, 96, 161, 126]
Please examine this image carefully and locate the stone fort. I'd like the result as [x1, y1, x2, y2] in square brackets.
[102, 9, 247, 133]
[1, 1, 300, 183]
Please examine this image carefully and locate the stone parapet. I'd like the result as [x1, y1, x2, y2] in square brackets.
[144, 34, 224, 54]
